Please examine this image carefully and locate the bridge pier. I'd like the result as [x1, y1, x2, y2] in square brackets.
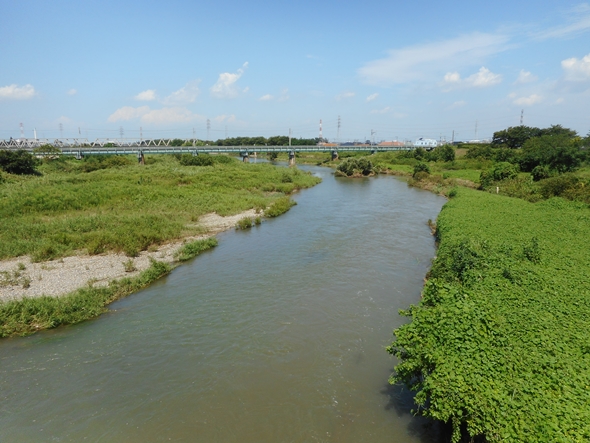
[331, 150, 339, 161]
[288, 150, 296, 166]
[191, 150, 199, 156]
[241, 151, 249, 162]
[137, 150, 145, 165]
[76, 150, 83, 160]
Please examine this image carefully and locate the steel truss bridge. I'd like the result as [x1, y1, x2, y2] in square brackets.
[0, 138, 412, 157]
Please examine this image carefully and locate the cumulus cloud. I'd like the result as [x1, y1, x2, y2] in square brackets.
[259, 94, 273, 101]
[163, 81, 200, 105]
[358, 33, 509, 85]
[210, 62, 248, 99]
[108, 106, 151, 122]
[135, 89, 156, 101]
[335, 91, 355, 100]
[442, 67, 502, 90]
[515, 70, 537, 84]
[67, 89, 77, 96]
[366, 93, 379, 102]
[0, 84, 36, 100]
[562, 53, 590, 81]
[213, 114, 236, 123]
[512, 94, 543, 106]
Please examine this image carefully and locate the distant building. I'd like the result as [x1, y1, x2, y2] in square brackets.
[413, 138, 438, 148]
[378, 141, 405, 147]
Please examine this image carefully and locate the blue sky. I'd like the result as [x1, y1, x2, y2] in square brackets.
[1, 0, 589, 142]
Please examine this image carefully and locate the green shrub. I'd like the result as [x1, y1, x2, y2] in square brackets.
[264, 197, 296, 217]
[479, 162, 519, 188]
[236, 217, 253, 230]
[336, 157, 374, 176]
[0, 150, 40, 175]
[413, 162, 430, 177]
[174, 238, 218, 262]
[179, 153, 215, 166]
[538, 173, 580, 199]
[531, 164, 551, 181]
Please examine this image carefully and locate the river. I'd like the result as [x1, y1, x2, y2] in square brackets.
[0, 165, 446, 442]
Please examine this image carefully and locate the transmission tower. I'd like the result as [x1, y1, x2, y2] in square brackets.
[319, 119, 323, 141]
[371, 129, 376, 145]
[119, 126, 124, 140]
[20, 123, 24, 139]
[337, 115, 341, 143]
[59, 123, 63, 139]
[520, 109, 524, 126]
[207, 119, 211, 140]
[140, 127, 143, 142]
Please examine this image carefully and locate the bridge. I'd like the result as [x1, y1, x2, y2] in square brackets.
[0, 138, 413, 164]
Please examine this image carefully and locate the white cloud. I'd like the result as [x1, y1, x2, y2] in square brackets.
[512, 94, 543, 106]
[0, 84, 36, 100]
[358, 33, 509, 85]
[213, 114, 236, 123]
[163, 81, 200, 105]
[561, 53, 590, 81]
[370, 106, 391, 114]
[532, 8, 590, 40]
[335, 91, 355, 100]
[447, 100, 467, 109]
[108, 106, 151, 122]
[515, 70, 537, 84]
[210, 63, 248, 99]
[67, 89, 77, 96]
[366, 93, 379, 102]
[259, 94, 273, 101]
[442, 67, 502, 89]
[135, 89, 156, 101]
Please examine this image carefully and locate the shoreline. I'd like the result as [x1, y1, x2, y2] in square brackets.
[0, 209, 258, 303]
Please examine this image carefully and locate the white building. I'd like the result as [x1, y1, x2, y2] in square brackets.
[413, 138, 438, 148]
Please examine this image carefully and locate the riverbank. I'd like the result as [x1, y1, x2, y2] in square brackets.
[0, 209, 257, 302]
[389, 188, 590, 442]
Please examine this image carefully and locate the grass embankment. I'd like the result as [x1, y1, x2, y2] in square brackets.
[0, 154, 320, 261]
[389, 188, 590, 442]
[0, 154, 320, 336]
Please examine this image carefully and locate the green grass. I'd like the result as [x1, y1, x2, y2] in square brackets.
[0, 155, 320, 260]
[0, 259, 172, 337]
[173, 238, 218, 262]
[264, 196, 296, 217]
[389, 188, 590, 442]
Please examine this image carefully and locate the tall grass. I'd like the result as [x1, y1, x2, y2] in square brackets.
[0, 155, 320, 260]
[0, 259, 172, 337]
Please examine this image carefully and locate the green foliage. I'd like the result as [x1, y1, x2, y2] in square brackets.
[520, 134, 582, 173]
[174, 238, 218, 262]
[335, 157, 374, 176]
[531, 164, 551, 181]
[430, 145, 455, 162]
[413, 162, 431, 176]
[264, 197, 296, 217]
[179, 153, 215, 166]
[0, 156, 320, 261]
[0, 259, 172, 337]
[479, 162, 519, 188]
[0, 149, 40, 175]
[389, 188, 590, 442]
[80, 155, 133, 172]
[492, 125, 543, 148]
[236, 217, 253, 230]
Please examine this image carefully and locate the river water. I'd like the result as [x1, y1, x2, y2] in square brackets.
[0, 165, 446, 443]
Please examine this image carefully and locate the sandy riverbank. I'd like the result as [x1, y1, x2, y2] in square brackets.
[0, 210, 258, 302]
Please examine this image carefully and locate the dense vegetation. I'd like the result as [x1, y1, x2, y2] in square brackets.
[0, 154, 320, 261]
[388, 188, 590, 442]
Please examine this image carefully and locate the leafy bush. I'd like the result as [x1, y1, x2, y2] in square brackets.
[179, 153, 215, 166]
[531, 164, 551, 181]
[335, 157, 374, 176]
[0, 150, 40, 174]
[538, 173, 581, 199]
[413, 162, 430, 177]
[479, 162, 519, 188]
[236, 217, 253, 229]
[174, 238, 218, 262]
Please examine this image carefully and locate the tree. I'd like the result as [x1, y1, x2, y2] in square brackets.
[0, 150, 40, 175]
[491, 126, 542, 149]
[519, 134, 582, 173]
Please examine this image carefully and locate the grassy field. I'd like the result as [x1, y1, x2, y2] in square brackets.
[389, 188, 590, 442]
[0, 154, 320, 261]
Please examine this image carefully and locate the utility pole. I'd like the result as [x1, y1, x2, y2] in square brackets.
[474, 120, 478, 141]
[192, 127, 196, 147]
[371, 129, 376, 145]
[59, 123, 63, 139]
[206, 119, 211, 140]
[289, 128, 292, 147]
[140, 126, 143, 142]
[452, 130, 455, 144]
[337, 115, 341, 144]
